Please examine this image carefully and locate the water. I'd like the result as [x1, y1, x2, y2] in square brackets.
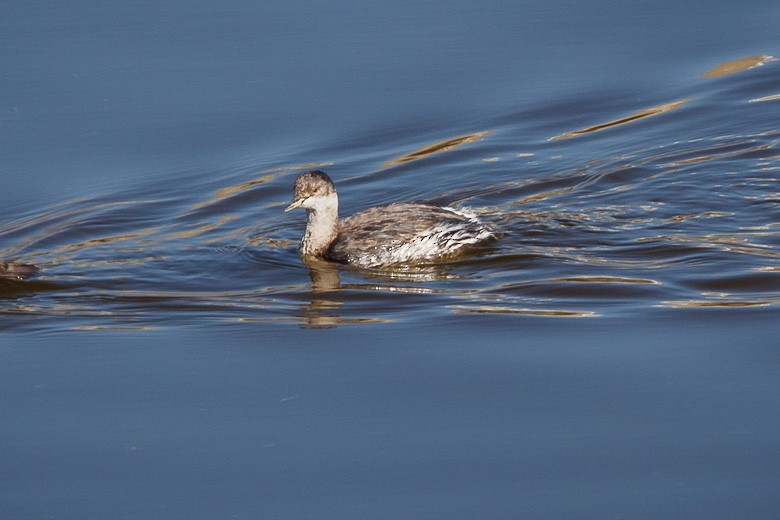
[2, 1, 779, 518]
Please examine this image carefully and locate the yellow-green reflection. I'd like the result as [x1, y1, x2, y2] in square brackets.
[384, 131, 491, 166]
[191, 175, 276, 210]
[549, 99, 693, 141]
[41, 227, 162, 256]
[191, 161, 332, 210]
[701, 55, 775, 78]
[163, 215, 238, 240]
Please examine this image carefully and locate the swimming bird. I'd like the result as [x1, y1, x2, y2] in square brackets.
[285, 170, 494, 267]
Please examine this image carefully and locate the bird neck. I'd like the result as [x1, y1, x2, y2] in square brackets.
[301, 193, 339, 257]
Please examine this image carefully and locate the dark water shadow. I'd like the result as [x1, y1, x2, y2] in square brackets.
[0, 278, 61, 298]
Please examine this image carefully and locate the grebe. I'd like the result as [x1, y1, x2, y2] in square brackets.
[285, 170, 494, 267]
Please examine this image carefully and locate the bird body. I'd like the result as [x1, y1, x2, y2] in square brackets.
[286, 171, 493, 267]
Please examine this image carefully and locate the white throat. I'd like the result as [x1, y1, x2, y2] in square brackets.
[301, 192, 339, 256]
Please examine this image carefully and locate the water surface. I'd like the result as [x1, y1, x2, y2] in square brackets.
[1, 1, 779, 518]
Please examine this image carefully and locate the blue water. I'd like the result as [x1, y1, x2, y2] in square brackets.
[2, 1, 779, 518]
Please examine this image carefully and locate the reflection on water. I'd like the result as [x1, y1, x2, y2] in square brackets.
[191, 162, 333, 211]
[450, 305, 599, 318]
[191, 175, 277, 211]
[749, 93, 780, 103]
[701, 54, 775, 77]
[660, 299, 775, 308]
[549, 99, 693, 141]
[1, 55, 779, 331]
[0, 260, 38, 281]
[384, 131, 491, 166]
[551, 55, 778, 141]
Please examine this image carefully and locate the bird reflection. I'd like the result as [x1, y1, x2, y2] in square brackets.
[296, 257, 457, 328]
[298, 257, 343, 328]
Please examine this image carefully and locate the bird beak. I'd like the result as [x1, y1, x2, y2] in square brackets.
[284, 197, 304, 212]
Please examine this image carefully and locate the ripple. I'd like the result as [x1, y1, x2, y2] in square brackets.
[683, 271, 780, 293]
[3, 63, 780, 331]
[71, 325, 161, 331]
[659, 299, 775, 308]
[190, 174, 277, 210]
[551, 275, 660, 285]
[548, 99, 693, 141]
[162, 215, 239, 240]
[449, 305, 598, 318]
[749, 93, 780, 103]
[480, 275, 666, 302]
[700, 54, 775, 78]
[384, 131, 491, 166]
[189, 161, 333, 211]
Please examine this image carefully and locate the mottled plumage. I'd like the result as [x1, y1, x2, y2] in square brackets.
[285, 170, 493, 267]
